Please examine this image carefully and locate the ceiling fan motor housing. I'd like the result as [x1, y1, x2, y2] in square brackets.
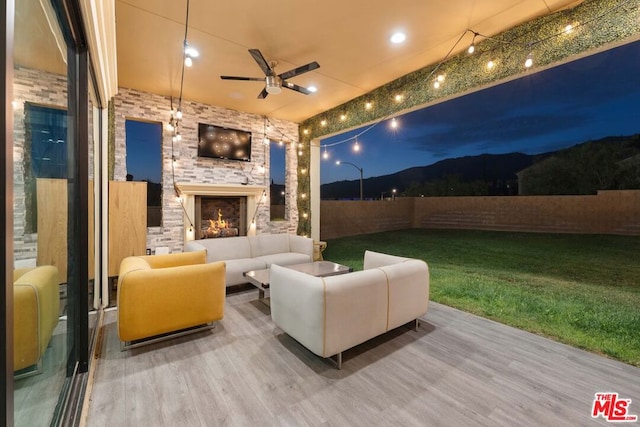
[266, 75, 282, 94]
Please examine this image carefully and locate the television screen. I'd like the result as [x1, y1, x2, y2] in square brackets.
[197, 123, 252, 162]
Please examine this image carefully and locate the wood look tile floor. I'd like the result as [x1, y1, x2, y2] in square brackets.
[85, 290, 640, 426]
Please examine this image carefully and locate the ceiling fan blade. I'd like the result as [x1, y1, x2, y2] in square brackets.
[249, 49, 273, 76]
[220, 76, 265, 81]
[282, 81, 312, 95]
[278, 61, 320, 80]
[257, 87, 269, 99]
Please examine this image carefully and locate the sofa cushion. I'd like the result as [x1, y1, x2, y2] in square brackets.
[225, 258, 268, 286]
[256, 252, 311, 267]
[248, 234, 290, 257]
[195, 237, 252, 262]
[363, 250, 408, 269]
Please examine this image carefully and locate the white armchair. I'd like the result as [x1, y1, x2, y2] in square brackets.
[270, 250, 429, 368]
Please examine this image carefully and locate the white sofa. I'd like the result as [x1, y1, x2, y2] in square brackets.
[269, 250, 429, 368]
[184, 233, 313, 286]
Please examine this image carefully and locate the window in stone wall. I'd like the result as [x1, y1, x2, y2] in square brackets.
[24, 103, 68, 233]
[125, 119, 163, 227]
[270, 142, 286, 220]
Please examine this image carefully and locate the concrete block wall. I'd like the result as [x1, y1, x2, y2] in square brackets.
[320, 191, 640, 240]
[320, 199, 414, 240]
[113, 87, 300, 253]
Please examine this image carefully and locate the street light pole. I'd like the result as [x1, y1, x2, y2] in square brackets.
[336, 161, 364, 201]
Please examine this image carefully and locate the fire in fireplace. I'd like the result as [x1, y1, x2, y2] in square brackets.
[195, 196, 247, 239]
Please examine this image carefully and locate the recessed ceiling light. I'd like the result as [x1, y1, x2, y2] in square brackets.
[390, 32, 406, 44]
[307, 86, 317, 93]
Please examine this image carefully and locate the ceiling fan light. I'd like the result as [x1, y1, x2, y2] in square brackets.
[265, 76, 282, 94]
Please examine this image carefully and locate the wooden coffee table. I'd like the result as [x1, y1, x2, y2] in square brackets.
[243, 261, 352, 304]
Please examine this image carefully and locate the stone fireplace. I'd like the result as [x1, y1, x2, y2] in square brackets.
[196, 196, 246, 239]
[175, 183, 267, 244]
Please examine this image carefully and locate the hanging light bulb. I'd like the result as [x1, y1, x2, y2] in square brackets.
[176, 109, 183, 120]
[184, 56, 193, 67]
[278, 140, 284, 146]
[433, 80, 441, 89]
[353, 139, 360, 152]
[258, 163, 265, 173]
[390, 117, 398, 129]
[176, 132, 182, 141]
[487, 60, 495, 70]
[321, 120, 327, 126]
[323, 147, 329, 160]
[467, 33, 477, 54]
[263, 136, 270, 145]
[524, 52, 533, 68]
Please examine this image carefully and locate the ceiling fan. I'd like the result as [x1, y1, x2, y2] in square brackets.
[220, 49, 320, 99]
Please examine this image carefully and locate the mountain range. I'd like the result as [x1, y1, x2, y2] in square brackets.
[319, 134, 640, 199]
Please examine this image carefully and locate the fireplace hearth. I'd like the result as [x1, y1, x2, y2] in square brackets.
[196, 196, 247, 239]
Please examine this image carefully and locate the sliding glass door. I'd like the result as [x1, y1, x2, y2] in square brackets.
[3, 0, 95, 424]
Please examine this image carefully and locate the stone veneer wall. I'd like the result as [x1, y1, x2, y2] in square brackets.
[113, 87, 300, 253]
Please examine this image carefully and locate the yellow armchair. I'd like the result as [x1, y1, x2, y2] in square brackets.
[117, 250, 225, 347]
[13, 266, 60, 373]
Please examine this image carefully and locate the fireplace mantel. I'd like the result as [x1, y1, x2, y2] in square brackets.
[176, 183, 267, 243]
[175, 183, 266, 197]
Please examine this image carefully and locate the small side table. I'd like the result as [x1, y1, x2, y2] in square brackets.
[313, 241, 327, 261]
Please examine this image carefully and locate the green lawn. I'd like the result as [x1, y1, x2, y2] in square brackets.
[323, 229, 640, 367]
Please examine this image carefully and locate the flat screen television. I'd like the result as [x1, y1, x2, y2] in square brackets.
[197, 123, 252, 162]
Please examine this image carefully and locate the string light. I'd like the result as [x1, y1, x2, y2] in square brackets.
[467, 31, 478, 54]
[390, 117, 398, 129]
[340, 114, 347, 121]
[321, 120, 327, 126]
[323, 147, 329, 159]
[303, 129, 310, 135]
[524, 52, 533, 68]
[353, 138, 360, 152]
[315, 5, 621, 155]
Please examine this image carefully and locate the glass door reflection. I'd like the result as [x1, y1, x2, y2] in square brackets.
[12, 0, 73, 425]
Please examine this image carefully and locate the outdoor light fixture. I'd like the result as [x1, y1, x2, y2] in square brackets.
[390, 117, 398, 129]
[336, 160, 364, 200]
[468, 32, 477, 54]
[525, 52, 533, 68]
[353, 140, 360, 152]
[323, 147, 329, 159]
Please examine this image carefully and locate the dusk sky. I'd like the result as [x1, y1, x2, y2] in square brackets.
[318, 39, 640, 184]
